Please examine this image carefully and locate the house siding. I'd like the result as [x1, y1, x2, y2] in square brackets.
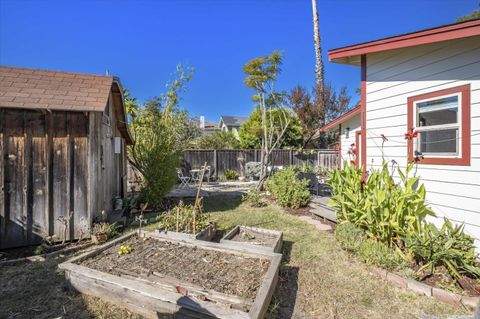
[339, 116, 361, 166]
[365, 36, 480, 244]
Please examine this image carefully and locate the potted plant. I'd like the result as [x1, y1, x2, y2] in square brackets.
[91, 222, 119, 244]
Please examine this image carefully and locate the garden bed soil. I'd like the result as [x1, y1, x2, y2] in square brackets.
[421, 268, 480, 297]
[59, 231, 282, 318]
[221, 225, 283, 253]
[79, 235, 269, 300]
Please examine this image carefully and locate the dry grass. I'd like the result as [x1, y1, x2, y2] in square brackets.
[0, 194, 472, 319]
[207, 195, 472, 319]
[0, 257, 143, 319]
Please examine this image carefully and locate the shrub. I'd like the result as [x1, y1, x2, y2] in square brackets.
[328, 160, 480, 280]
[265, 167, 310, 208]
[242, 189, 267, 207]
[405, 219, 480, 279]
[335, 222, 366, 252]
[357, 239, 406, 271]
[246, 162, 262, 179]
[156, 200, 210, 234]
[224, 169, 238, 180]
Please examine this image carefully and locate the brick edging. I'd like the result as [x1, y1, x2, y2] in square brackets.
[369, 266, 479, 310]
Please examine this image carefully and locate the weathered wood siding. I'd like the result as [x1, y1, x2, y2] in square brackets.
[0, 109, 89, 249]
[365, 36, 480, 245]
[88, 93, 127, 222]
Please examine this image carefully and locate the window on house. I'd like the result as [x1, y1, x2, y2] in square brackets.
[415, 95, 459, 156]
[407, 84, 471, 166]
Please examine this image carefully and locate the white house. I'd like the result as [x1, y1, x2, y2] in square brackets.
[325, 20, 480, 245]
[321, 105, 361, 168]
[218, 115, 247, 138]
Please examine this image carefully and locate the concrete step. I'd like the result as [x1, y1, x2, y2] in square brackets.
[298, 215, 333, 231]
[309, 207, 338, 223]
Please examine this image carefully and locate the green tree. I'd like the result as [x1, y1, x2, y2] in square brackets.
[239, 107, 302, 149]
[192, 131, 240, 149]
[457, 9, 480, 22]
[243, 51, 295, 188]
[127, 65, 195, 204]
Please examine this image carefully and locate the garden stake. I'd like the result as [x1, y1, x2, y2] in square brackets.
[136, 203, 148, 237]
[193, 162, 207, 234]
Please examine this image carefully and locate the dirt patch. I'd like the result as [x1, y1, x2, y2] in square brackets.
[229, 228, 278, 248]
[0, 239, 91, 262]
[79, 236, 270, 300]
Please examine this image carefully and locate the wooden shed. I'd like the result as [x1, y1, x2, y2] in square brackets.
[0, 66, 132, 249]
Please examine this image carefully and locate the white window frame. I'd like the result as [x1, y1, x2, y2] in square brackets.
[413, 92, 462, 158]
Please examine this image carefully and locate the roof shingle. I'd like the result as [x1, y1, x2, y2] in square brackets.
[0, 66, 113, 112]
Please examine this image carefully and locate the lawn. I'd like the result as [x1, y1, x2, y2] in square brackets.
[0, 194, 471, 319]
[205, 195, 471, 319]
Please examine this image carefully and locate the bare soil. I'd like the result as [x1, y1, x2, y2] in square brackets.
[0, 239, 91, 262]
[79, 236, 270, 300]
[229, 228, 278, 248]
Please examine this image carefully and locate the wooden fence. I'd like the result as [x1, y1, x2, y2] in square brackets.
[182, 149, 339, 178]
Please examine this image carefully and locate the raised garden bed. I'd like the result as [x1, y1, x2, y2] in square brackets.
[59, 230, 282, 318]
[155, 222, 217, 242]
[221, 225, 283, 253]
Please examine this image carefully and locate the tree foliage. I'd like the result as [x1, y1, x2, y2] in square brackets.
[191, 131, 240, 149]
[127, 66, 196, 204]
[456, 9, 480, 22]
[239, 107, 302, 149]
[243, 51, 295, 188]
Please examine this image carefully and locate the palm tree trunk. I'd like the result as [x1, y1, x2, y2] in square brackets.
[311, 0, 324, 92]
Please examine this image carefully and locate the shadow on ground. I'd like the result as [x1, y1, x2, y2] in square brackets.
[268, 240, 301, 319]
[203, 194, 243, 213]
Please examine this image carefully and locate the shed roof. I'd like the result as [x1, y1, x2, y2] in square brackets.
[0, 66, 114, 111]
[328, 20, 480, 65]
[0, 65, 133, 144]
[219, 115, 247, 127]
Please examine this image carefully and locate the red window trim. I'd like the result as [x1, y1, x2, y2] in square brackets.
[407, 84, 471, 166]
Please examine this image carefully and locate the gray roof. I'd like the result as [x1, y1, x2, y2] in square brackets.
[220, 115, 248, 127]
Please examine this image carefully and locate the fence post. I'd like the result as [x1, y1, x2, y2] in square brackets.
[289, 149, 293, 166]
[213, 149, 218, 179]
[254, 149, 258, 162]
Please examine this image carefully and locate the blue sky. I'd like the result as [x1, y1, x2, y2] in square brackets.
[0, 0, 478, 122]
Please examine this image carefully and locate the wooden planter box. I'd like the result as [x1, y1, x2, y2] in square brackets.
[58, 230, 281, 319]
[155, 222, 217, 242]
[221, 226, 283, 253]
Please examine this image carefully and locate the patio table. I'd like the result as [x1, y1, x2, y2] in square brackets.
[190, 169, 203, 185]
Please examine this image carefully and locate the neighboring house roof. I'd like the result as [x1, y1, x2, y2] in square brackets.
[219, 115, 247, 127]
[320, 105, 361, 132]
[0, 65, 132, 144]
[328, 20, 480, 65]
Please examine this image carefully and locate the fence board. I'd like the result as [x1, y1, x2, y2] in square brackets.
[182, 149, 339, 177]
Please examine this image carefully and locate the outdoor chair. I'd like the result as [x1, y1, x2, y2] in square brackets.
[177, 168, 191, 188]
[298, 172, 321, 196]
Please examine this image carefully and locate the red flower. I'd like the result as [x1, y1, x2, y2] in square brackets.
[404, 128, 418, 140]
[350, 160, 356, 165]
[350, 143, 355, 147]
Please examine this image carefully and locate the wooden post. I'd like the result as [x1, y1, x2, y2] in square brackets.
[213, 150, 218, 179]
[289, 149, 293, 166]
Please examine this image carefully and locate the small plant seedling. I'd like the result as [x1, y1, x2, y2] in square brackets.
[118, 245, 132, 256]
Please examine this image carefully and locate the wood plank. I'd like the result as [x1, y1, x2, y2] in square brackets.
[27, 111, 48, 244]
[71, 112, 88, 238]
[62, 263, 250, 319]
[52, 112, 70, 241]
[0, 109, 4, 246]
[3, 109, 26, 248]
[46, 112, 53, 236]
[248, 254, 282, 319]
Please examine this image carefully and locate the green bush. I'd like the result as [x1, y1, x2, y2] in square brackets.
[335, 222, 366, 252]
[328, 160, 480, 280]
[266, 167, 310, 208]
[357, 239, 406, 271]
[224, 169, 238, 180]
[242, 189, 267, 207]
